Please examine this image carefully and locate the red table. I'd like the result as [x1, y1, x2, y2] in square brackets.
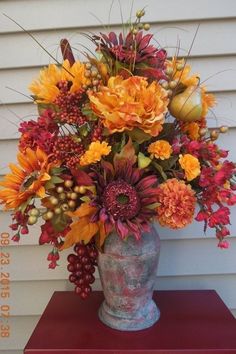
[24, 290, 236, 353]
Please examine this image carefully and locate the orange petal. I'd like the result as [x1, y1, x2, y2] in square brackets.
[70, 203, 97, 218]
[61, 217, 98, 250]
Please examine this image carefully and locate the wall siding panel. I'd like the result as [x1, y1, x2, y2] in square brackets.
[0, 1, 235, 352]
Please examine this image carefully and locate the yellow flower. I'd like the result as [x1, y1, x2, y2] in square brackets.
[179, 154, 201, 181]
[148, 140, 172, 160]
[182, 122, 200, 140]
[29, 60, 90, 104]
[80, 141, 111, 166]
[88, 76, 169, 137]
[0, 148, 57, 210]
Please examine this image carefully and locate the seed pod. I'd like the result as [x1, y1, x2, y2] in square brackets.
[220, 126, 229, 133]
[161, 81, 169, 90]
[50, 197, 59, 206]
[176, 63, 185, 71]
[70, 192, 78, 200]
[143, 23, 150, 31]
[169, 80, 178, 89]
[64, 180, 74, 188]
[199, 128, 208, 136]
[29, 208, 40, 217]
[59, 193, 66, 200]
[54, 207, 62, 215]
[136, 9, 145, 18]
[68, 200, 76, 209]
[210, 130, 219, 141]
[28, 215, 38, 225]
[56, 186, 64, 194]
[61, 203, 69, 211]
[165, 67, 173, 76]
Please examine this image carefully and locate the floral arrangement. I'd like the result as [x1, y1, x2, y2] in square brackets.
[0, 10, 236, 299]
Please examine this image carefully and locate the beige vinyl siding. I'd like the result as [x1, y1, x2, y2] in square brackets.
[0, 0, 236, 352]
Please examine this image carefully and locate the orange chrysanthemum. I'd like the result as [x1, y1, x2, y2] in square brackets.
[29, 59, 90, 103]
[179, 154, 201, 181]
[181, 122, 200, 140]
[148, 140, 172, 160]
[88, 76, 169, 136]
[156, 178, 196, 229]
[0, 148, 57, 210]
[80, 141, 111, 166]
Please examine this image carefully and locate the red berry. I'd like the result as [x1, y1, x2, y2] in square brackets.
[78, 278, 85, 286]
[75, 270, 83, 278]
[84, 285, 92, 294]
[89, 275, 95, 284]
[84, 263, 92, 271]
[77, 246, 87, 257]
[84, 273, 92, 283]
[69, 274, 77, 283]
[75, 262, 83, 270]
[67, 264, 75, 272]
[75, 286, 83, 294]
[67, 254, 78, 263]
[81, 256, 89, 264]
[80, 292, 88, 299]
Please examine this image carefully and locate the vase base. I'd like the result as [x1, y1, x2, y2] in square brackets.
[98, 299, 160, 331]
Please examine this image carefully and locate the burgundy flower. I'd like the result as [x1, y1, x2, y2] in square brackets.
[73, 140, 159, 240]
[92, 31, 167, 80]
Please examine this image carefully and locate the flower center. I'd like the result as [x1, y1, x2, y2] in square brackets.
[103, 179, 140, 220]
[20, 172, 39, 192]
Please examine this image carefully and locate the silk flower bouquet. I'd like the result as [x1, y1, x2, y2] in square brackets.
[0, 9, 236, 329]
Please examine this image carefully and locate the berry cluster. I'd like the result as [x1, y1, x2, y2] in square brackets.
[53, 136, 84, 169]
[91, 123, 103, 142]
[67, 241, 98, 299]
[54, 81, 87, 126]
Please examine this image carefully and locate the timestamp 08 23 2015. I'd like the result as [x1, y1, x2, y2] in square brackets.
[0, 232, 11, 338]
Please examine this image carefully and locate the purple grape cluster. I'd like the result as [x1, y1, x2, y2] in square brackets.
[67, 241, 98, 299]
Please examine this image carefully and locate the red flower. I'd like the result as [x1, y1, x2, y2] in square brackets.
[208, 207, 230, 228]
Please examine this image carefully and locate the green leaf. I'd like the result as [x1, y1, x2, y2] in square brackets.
[80, 196, 91, 203]
[50, 176, 64, 184]
[146, 202, 160, 209]
[18, 197, 33, 213]
[38, 102, 56, 115]
[114, 137, 137, 166]
[127, 128, 151, 144]
[45, 181, 55, 190]
[152, 162, 167, 180]
[138, 152, 151, 169]
[50, 167, 65, 176]
[158, 123, 175, 140]
[159, 156, 178, 170]
[81, 105, 98, 121]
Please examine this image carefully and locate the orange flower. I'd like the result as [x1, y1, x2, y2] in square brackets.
[29, 60, 90, 103]
[156, 178, 196, 229]
[88, 76, 169, 137]
[148, 140, 172, 160]
[80, 141, 111, 166]
[181, 122, 200, 140]
[166, 58, 199, 87]
[179, 154, 201, 181]
[201, 87, 216, 117]
[0, 148, 57, 210]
